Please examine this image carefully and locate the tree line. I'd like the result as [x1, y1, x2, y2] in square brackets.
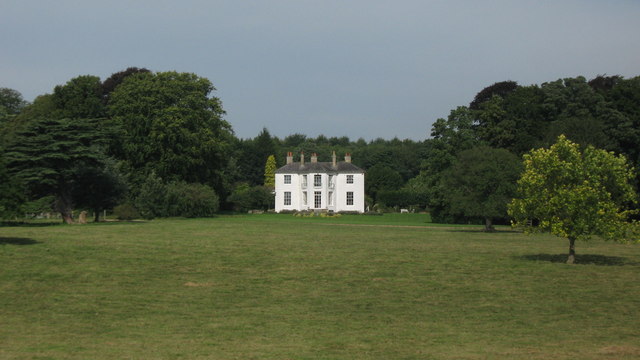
[0, 68, 428, 220]
[1, 70, 639, 231]
[413, 76, 640, 227]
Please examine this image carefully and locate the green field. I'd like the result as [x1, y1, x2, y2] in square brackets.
[1, 214, 639, 359]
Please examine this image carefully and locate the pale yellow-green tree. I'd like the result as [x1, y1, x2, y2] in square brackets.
[508, 135, 639, 264]
[263, 155, 276, 189]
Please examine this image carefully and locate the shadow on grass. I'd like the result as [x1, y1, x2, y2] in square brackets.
[449, 228, 521, 234]
[88, 220, 149, 226]
[519, 253, 637, 266]
[0, 221, 61, 228]
[0, 237, 40, 245]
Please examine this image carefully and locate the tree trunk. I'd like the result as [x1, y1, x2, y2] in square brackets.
[94, 209, 100, 223]
[484, 217, 495, 232]
[567, 237, 576, 264]
[55, 192, 74, 224]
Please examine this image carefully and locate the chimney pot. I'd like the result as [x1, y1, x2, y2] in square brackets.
[286, 152, 293, 165]
[332, 151, 337, 167]
[344, 153, 351, 163]
[311, 153, 318, 163]
[300, 152, 305, 166]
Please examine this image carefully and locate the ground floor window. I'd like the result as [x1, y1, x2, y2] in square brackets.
[303, 192, 307, 206]
[346, 191, 354, 206]
[328, 191, 333, 206]
[314, 191, 322, 208]
[284, 191, 291, 206]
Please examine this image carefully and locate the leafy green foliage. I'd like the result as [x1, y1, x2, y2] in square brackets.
[0, 87, 28, 123]
[376, 189, 428, 209]
[72, 159, 128, 221]
[164, 182, 220, 218]
[509, 135, 639, 262]
[469, 80, 519, 110]
[113, 203, 140, 220]
[135, 172, 167, 219]
[235, 128, 278, 186]
[227, 183, 274, 212]
[108, 71, 233, 191]
[52, 75, 106, 119]
[365, 164, 404, 201]
[442, 146, 522, 230]
[263, 154, 276, 188]
[4, 117, 108, 222]
[416, 106, 481, 222]
[134, 172, 219, 219]
[101, 67, 150, 103]
[0, 150, 24, 218]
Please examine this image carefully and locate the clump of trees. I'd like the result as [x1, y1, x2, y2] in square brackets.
[412, 76, 640, 229]
[0, 68, 232, 222]
[1, 72, 640, 231]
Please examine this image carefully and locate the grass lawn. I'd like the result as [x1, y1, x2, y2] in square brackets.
[1, 214, 639, 359]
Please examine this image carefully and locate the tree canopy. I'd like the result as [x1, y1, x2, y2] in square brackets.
[2, 71, 639, 223]
[509, 135, 639, 263]
[442, 146, 522, 231]
[4, 117, 108, 223]
[107, 71, 233, 192]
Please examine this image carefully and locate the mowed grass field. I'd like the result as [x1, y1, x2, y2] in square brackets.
[1, 214, 639, 359]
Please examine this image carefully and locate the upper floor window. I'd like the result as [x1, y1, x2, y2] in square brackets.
[346, 175, 354, 184]
[284, 175, 291, 184]
[314, 174, 322, 187]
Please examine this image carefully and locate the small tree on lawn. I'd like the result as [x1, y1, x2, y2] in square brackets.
[508, 135, 639, 264]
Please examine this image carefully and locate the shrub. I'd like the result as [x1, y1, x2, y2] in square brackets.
[135, 172, 167, 219]
[113, 203, 140, 220]
[165, 182, 219, 218]
[135, 173, 219, 218]
[227, 184, 274, 212]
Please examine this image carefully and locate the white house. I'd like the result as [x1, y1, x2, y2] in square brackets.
[275, 152, 365, 213]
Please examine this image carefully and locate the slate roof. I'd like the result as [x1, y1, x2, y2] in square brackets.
[275, 161, 364, 174]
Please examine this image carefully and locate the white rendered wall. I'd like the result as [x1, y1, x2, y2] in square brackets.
[275, 173, 301, 212]
[275, 171, 364, 213]
[334, 173, 365, 212]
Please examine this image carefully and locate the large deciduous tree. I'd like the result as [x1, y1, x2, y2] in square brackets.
[508, 135, 639, 264]
[0, 87, 28, 121]
[52, 75, 106, 119]
[107, 71, 233, 193]
[365, 164, 404, 202]
[443, 146, 522, 231]
[418, 106, 481, 222]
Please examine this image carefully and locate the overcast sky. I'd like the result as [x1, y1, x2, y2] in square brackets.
[1, 0, 639, 141]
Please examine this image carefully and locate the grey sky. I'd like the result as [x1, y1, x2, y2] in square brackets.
[1, 0, 639, 140]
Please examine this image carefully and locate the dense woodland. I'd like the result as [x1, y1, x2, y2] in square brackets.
[0, 68, 639, 224]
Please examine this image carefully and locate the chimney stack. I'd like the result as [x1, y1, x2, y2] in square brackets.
[300, 152, 305, 166]
[286, 152, 293, 165]
[344, 153, 351, 163]
[311, 153, 318, 163]
[332, 151, 337, 167]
